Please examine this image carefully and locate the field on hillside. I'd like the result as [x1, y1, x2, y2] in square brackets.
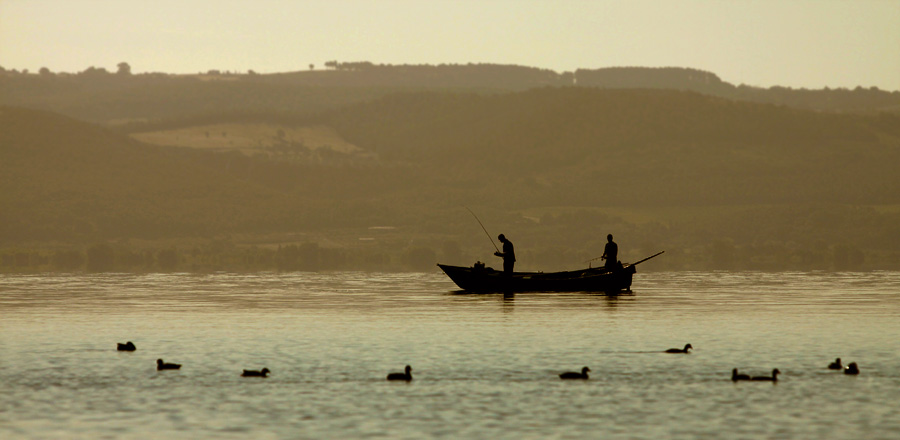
[131, 123, 364, 157]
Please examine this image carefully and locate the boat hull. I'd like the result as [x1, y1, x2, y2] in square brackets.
[437, 263, 636, 293]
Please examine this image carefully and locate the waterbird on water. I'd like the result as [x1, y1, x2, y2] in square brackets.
[750, 368, 780, 381]
[666, 343, 692, 353]
[844, 362, 859, 375]
[387, 365, 412, 381]
[828, 358, 842, 370]
[559, 367, 590, 380]
[242, 368, 270, 377]
[117, 341, 136, 351]
[731, 368, 750, 381]
[156, 359, 181, 370]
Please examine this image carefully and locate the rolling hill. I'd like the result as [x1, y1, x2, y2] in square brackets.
[3, 86, 900, 271]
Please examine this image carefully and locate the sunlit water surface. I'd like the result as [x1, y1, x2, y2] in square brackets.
[2, 271, 900, 439]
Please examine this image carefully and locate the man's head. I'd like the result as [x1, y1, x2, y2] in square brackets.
[498, 234, 506, 242]
[607, 234, 613, 242]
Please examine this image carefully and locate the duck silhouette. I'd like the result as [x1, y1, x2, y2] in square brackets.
[156, 359, 181, 370]
[242, 368, 270, 377]
[731, 368, 750, 381]
[666, 343, 692, 353]
[559, 366, 590, 380]
[828, 358, 842, 370]
[117, 341, 136, 351]
[844, 362, 859, 375]
[750, 368, 780, 381]
[387, 365, 413, 381]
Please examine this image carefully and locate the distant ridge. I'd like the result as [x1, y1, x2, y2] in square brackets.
[2, 64, 898, 125]
[575, 67, 728, 92]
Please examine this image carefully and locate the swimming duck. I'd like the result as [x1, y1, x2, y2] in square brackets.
[731, 368, 750, 381]
[387, 365, 413, 381]
[559, 366, 590, 380]
[750, 368, 780, 381]
[844, 362, 859, 375]
[828, 358, 842, 370]
[242, 368, 270, 377]
[666, 343, 692, 354]
[156, 359, 181, 370]
[117, 341, 136, 351]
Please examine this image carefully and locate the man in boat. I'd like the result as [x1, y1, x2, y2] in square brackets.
[494, 234, 516, 274]
[601, 234, 618, 270]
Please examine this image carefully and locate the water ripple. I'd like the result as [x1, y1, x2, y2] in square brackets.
[2, 271, 900, 439]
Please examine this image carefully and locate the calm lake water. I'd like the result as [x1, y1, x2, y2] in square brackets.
[2, 271, 899, 439]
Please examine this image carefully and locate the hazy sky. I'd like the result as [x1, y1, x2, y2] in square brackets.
[2, 0, 898, 90]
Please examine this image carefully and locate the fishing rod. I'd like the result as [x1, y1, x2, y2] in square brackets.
[585, 250, 665, 268]
[629, 250, 665, 266]
[585, 255, 605, 268]
[464, 206, 500, 253]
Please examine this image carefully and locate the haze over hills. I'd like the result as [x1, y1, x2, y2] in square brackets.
[322, 88, 900, 206]
[2, 64, 899, 272]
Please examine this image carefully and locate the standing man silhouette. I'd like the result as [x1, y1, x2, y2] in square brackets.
[601, 234, 618, 270]
[494, 234, 516, 274]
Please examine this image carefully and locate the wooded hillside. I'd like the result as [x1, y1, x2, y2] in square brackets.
[2, 64, 898, 127]
[2, 86, 899, 272]
[324, 88, 900, 206]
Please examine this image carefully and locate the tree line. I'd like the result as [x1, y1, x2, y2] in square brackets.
[3, 63, 898, 127]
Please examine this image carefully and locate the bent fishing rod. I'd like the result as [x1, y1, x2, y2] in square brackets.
[464, 206, 500, 253]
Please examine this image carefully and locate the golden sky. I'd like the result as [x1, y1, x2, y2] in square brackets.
[2, 0, 898, 90]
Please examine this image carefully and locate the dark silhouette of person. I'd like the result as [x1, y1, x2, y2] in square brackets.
[494, 234, 516, 274]
[601, 234, 618, 269]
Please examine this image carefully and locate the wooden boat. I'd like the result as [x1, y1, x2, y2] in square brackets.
[437, 251, 663, 293]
